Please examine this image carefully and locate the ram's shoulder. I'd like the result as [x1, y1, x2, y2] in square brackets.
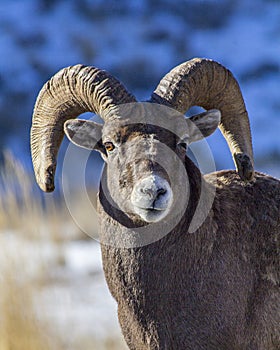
[203, 170, 280, 226]
[204, 170, 280, 193]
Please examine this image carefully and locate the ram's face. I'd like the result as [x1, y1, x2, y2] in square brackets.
[64, 103, 221, 223]
[100, 121, 187, 223]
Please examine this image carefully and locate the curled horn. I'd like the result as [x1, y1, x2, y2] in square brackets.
[31, 64, 136, 192]
[151, 58, 254, 181]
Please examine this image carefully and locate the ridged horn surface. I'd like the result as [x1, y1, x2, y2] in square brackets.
[151, 58, 254, 181]
[31, 64, 136, 192]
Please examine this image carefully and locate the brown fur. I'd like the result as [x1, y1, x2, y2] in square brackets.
[99, 162, 280, 349]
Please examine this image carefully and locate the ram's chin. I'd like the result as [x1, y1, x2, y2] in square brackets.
[134, 207, 170, 223]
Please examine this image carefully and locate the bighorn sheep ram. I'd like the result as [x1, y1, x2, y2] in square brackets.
[31, 58, 279, 349]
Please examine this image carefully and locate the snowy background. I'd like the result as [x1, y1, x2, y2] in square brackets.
[1, 0, 280, 175]
[0, 0, 279, 348]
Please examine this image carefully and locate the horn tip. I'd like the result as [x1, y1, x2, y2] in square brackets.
[40, 181, 55, 193]
[35, 164, 56, 192]
[234, 153, 255, 182]
[37, 175, 55, 192]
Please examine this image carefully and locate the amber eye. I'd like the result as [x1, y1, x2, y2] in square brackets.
[104, 142, 115, 152]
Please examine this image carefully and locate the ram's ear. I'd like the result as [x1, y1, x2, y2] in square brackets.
[64, 119, 105, 154]
[188, 109, 221, 143]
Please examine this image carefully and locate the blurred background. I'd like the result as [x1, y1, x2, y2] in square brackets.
[0, 0, 279, 349]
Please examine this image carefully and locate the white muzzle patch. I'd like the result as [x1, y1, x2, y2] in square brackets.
[131, 175, 173, 222]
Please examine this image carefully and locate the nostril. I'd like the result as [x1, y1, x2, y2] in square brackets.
[156, 188, 166, 197]
[140, 187, 150, 194]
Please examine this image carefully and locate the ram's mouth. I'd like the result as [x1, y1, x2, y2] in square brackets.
[142, 206, 165, 211]
[133, 205, 170, 223]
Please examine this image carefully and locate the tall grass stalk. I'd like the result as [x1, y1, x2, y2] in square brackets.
[0, 151, 69, 239]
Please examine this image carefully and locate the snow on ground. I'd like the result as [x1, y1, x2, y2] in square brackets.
[40, 240, 121, 345]
[0, 231, 122, 347]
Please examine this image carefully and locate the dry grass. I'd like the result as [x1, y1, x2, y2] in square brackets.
[0, 151, 73, 240]
[0, 151, 127, 350]
[0, 264, 60, 350]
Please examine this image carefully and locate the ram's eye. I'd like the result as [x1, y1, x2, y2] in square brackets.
[104, 142, 115, 152]
[178, 141, 188, 150]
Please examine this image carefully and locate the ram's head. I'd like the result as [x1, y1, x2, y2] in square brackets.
[31, 59, 254, 223]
